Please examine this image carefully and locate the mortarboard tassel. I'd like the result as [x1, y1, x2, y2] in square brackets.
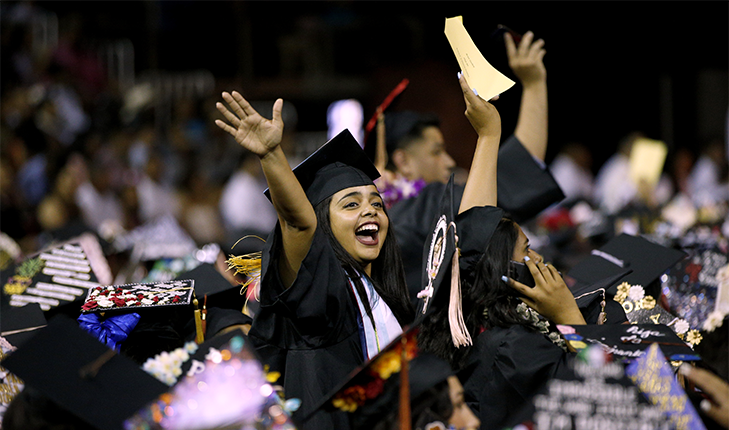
[374, 108, 387, 173]
[201, 294, 208, 337]
[398, 336, 411, 430]
[193, 296, 205, 344]
[448, 231, 472, 348]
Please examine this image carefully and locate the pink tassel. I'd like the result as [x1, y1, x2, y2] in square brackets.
[448, 233, 472, 348]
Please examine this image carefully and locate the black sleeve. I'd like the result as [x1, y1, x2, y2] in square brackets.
[497, 135, 565, 223]
[249, 223, 360, 349]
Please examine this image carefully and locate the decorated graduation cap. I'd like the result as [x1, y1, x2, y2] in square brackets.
[125, 328, 296, 430]
[568, 233, 687, 297]
[309, 325, 457, 430]
[414, 175, 503, 346]
[264, 128, 380, 206]
[557, 323, 700, 362]
[0, 314, 169, 430]
[413, 175, 473, 349]
[0, 233, 112, 317]
[111, 215, 198, 262]
[501, 343, 700, 430]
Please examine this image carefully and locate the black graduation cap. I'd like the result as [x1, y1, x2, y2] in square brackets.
[173, 262, 244, 311]
[0, 234, 113, 320]
[264, 128, 380, 206]
[414, 175, 459, 321]
[308, 325, 457, 430]
[0, 314, 169, 430]
[501, 343, 680, 430]
[557, 323, 700, 362]
[568, 233, 687, 297]
[124, 327, 295, 430]
[0, 302, 47, 347]
[567, 256, 634, 325]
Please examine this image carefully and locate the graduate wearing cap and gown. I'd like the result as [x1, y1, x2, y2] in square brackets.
[369, 31, 565, 303]
[414, 74, 591, 430]
[214, 92, 414, 430]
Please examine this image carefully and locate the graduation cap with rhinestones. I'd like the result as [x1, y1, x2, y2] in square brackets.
[264, 129, 381, 206]
[0, 234, 113, 318]
[124, 328, 295, 430]
[0, 314, 169, 430]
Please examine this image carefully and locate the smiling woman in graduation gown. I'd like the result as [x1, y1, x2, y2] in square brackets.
[214, 92, 413, 430]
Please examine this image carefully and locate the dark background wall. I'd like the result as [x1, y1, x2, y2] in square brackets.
[19, 0, 729, 173]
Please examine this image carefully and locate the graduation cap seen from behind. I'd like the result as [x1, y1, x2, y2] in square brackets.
[0, 314, 169, 430]
[0, 302, 47, 347]
[568, 233, 687, 297]
[1, 234, 112, 319]
[174, 262, 243, 312]
[567, 258, 633, 325]
[125, 328, 295, 430]
[264, 128, 381, 206]
[501, 344, 687, 430]
[308, 325, 457, 430]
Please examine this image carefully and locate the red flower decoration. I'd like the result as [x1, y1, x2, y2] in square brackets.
[82, 300, 98, 310]
[172, 296, 180, 303]
[112, 297, 127, 307]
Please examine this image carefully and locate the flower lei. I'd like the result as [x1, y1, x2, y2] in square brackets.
[376, 175, 427, 209]
[142, 341, 199, 386]
[331, 330, 418, 412]
[514, 302, 569, 351]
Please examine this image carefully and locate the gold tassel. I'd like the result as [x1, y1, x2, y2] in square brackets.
[448, 231, 472, 348]
[193, 296, 204, 344]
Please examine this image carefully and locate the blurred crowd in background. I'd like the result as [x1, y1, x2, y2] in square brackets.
[1, 1, 728, 321]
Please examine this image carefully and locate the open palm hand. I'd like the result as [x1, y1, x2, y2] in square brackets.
[215, 91, 284, 157]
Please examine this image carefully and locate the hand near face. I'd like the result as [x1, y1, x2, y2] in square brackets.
[505, 257, 586, 325]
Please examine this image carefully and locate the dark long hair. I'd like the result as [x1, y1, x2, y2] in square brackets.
[314, 197, 414, 327]
[419, 217, 534, 369]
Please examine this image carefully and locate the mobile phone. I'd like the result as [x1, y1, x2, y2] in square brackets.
[508, 260, 535, 288]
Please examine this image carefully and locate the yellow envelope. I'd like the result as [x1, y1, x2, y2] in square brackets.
[444, 16, 515, 101]
[629, 137, 668, 188]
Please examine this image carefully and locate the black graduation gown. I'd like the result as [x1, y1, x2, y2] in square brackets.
[390, 135, 565, 302]
[458, 325, 573, 430]
[247, 224, 368, 430]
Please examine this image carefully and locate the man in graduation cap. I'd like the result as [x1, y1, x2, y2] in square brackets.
[372, 29, 565, 302]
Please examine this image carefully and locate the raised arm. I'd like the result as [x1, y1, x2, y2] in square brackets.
[215, 91, 316, 288]
[506, 31, 548, 162]
[457, 73, 502, 214]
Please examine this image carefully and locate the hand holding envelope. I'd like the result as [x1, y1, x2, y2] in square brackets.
[445, 16, 515, 102]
